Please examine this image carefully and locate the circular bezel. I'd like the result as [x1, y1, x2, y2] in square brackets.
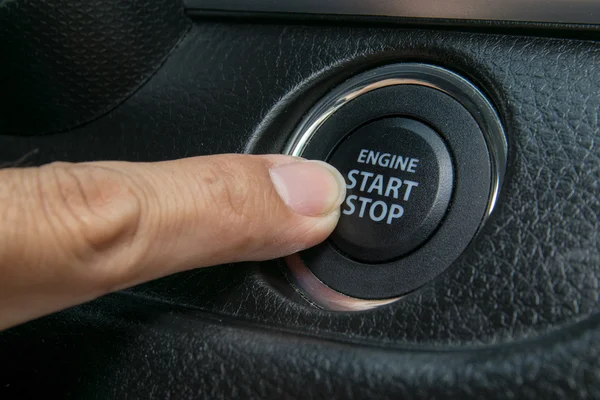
[284, 63, 507, 309]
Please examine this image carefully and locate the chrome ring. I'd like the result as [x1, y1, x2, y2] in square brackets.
[284, 63, 507, 311]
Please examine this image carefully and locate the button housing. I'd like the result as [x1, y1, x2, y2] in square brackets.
[282, 63, 507, 305]
[329, 118, 453, 263]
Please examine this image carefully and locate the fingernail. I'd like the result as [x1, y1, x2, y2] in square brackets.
[270, 160, 346, 217]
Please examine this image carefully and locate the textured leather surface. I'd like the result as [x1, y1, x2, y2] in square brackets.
[1, 295, 600, 399]
[1, 23, 599, 345]
[0, 0, 190, 135]
[0, 20, 600, 398]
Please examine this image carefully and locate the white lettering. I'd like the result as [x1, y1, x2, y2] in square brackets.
[343, 170, 419, 201]
[379, 153, 391, 167]
[341, 194, 405, 224]
[355, 149, 419, 172]
[341, 161, 420, 224]
[367, 174, 384, 195]
[386, 204, 404, 224]
[343, 194, 357, 215]
[369, 201, 388, 222]
[407, 158, 419, 173]
[366, 151, 380, 165]
[357, 149, 368, 163]
[359, 171, 374, 191]
[394, 156, 410, 171]
[357, 196, 373, 218]
[390, 154, 397, 169]
[346, 169, 359, 189]
[384, 177, 402, 199]
[402, 180, 419, 201]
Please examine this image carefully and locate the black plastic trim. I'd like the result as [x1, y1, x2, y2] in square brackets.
[184, 0, 600, 25]
[298, 85, 491, 299]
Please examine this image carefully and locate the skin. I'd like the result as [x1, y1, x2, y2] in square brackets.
[0, 154, 346, 331]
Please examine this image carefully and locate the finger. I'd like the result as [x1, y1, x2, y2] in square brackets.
[0, 154, 346, 330]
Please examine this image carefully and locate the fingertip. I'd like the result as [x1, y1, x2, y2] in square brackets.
[269, 160, 346, 217]
[248, 208, 342, 262]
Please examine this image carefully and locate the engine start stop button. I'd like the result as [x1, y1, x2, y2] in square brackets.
[328, 117, 454, 263]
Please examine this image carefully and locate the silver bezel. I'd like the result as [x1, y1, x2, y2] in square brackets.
[284, 63, 507, 311]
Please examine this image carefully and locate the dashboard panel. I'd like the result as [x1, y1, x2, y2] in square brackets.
[1, 1, 600, 398]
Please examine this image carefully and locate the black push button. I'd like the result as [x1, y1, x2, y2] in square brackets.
[328, 118, 453, 263]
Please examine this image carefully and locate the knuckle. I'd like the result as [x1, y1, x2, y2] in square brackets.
[203, 160, 252, 223]
[197, 159, 266, 248]
[39, 162, 143, 268]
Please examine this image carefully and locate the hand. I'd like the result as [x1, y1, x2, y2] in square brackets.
[0, 155, 346, 331]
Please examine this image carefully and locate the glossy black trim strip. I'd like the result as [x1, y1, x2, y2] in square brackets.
[184, 0, 600, 25]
